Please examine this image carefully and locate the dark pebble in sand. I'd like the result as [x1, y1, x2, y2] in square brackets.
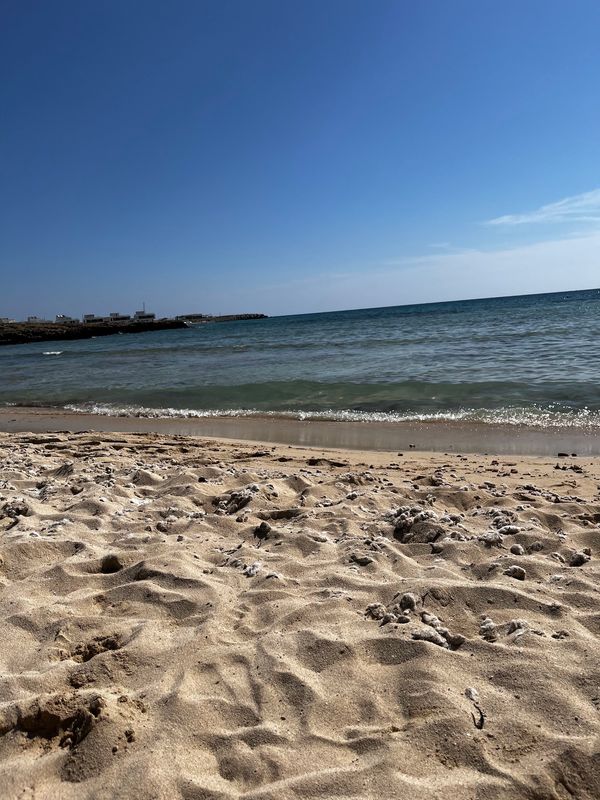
[503, 565, 526, 580]
[570, 552, 590, 567]
[350, 553, 375, 567]
[254, 521, 271, 540]
[395, 521, 444, 544]
[399, 592, 418, 611]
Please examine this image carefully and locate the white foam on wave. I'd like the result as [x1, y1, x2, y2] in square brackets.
[65, 403, 269, 420]
[63, 402, 600, 428]
[42, 351, 63, 356]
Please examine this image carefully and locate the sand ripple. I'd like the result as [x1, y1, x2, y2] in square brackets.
[0, 433, 599, 798]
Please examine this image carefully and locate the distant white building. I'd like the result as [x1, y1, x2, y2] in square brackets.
[82, 310, 156, 323]
[55, 314, 78, 325]
[27, 316, 49, 323]
[134, 310, 156, 321]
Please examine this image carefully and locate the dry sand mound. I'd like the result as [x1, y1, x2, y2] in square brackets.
[0, 431, 599, 798]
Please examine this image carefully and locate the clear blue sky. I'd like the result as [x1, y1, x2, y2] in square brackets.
[1, 0, 599, 319]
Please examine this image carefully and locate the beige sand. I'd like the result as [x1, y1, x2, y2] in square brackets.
[0, 430, 599, 799]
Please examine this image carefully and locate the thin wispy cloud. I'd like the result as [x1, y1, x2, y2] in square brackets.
[244, 229, 600, 315]
[486, 188, 600, 226]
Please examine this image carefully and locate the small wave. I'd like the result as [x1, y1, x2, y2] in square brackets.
[63, 402, 600, 428]
[43, 351, 63, 356]
[65, 403, 271, 419]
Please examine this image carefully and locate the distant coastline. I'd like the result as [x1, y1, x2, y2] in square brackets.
[0, 313, 268, 346]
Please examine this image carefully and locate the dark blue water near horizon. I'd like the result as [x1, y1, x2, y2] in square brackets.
[2, 287, 600, 427]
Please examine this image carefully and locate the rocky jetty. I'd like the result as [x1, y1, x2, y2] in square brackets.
[0, 313, 268, 346]
[212, 313, 268, 322]
[0, 319, 187, 347]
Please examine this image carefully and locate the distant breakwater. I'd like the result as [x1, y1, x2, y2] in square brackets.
[211, 313, 268, 323]
[0, 319, 186, 346]
[0, 314, 268, 346]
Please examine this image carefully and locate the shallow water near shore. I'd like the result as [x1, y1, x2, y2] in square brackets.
[1, 406, 599, 456]
[2, 288, 600, 428]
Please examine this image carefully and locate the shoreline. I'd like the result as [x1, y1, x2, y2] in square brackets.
[1, 405, 599, 456]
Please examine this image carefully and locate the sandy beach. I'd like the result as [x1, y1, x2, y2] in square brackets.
[4, 0, 600, 796]
[1, 428, 599, 798]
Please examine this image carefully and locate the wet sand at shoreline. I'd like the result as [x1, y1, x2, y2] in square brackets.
[1, 406, 599, 456]
[0, 429, 599, 798]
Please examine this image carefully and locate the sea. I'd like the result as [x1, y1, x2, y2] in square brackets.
[2, 288, 600, 429]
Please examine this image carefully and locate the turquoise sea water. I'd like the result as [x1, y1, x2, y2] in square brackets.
[2, 289, 600, 427]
